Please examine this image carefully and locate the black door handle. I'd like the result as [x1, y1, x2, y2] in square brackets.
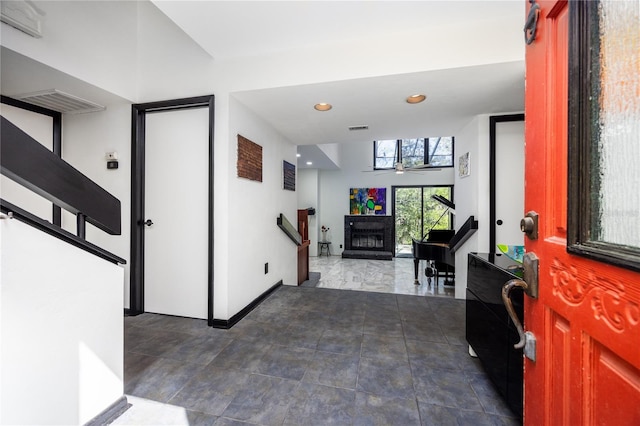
[143, 219, 153, 227]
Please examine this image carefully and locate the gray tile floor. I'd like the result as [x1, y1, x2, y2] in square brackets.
[118, 286, 521, 425]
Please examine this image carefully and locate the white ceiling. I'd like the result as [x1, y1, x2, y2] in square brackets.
[1, 1, 526, 171]
[152, 1, 524, 62]
[154, 0, 526, 169]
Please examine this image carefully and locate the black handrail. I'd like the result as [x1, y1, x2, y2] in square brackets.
[1, 199, 125, 264]
[0, 114, 125, 264]
[449, 215, 479, 253]
[1, 115, 121, 235]
[277, 213, 302, 246]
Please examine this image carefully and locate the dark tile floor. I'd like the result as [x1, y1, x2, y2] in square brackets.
[124, 286, 521, 425]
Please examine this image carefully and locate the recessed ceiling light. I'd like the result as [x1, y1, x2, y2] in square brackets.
[406, 94, 426, 104]
[314, 103, 332, 111]
[296, 153, 301, 157]
[306, 161, 313, 165]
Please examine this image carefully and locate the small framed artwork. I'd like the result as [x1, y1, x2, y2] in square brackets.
[459, 152, 470, 178]
[283, 160, 296, 191]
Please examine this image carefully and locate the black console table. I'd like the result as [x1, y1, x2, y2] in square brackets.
[466, 252, 524, 420]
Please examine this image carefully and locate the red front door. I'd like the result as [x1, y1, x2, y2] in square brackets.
[523, 0, 640, 424]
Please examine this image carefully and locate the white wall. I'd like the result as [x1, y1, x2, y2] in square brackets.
[226, 97, 298, 319]
[318, 143, 341, 168]
[318, 140, 455, 256]
[453, 113, 524, 299]
[1, 0, 525, 312]
[135, 1, 216, 102]
[452, 115, 492, 299]
[0, 103, 54, 221]
[0, 1, 138, 101]
[61, 102, 132, 304]
[298, 169, 320, 256]
[1, 218, 124, 425]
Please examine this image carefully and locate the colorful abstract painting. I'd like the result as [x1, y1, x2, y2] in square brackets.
[350, 188, 386, 215]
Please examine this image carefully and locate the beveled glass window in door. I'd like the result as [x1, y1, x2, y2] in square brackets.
[568, 0, 640, 271]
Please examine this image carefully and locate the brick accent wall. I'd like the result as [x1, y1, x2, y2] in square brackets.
[237, 134, 262, 182]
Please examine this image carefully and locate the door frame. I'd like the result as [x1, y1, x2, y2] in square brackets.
[489, 113, 525, 253]
[129, 95, 215, 326]
[391, 184, 454, 256]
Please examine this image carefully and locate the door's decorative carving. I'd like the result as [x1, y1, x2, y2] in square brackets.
[550, 257, 639, 333]
[590, 288, 639, 332]
[550, 258, 592, 304]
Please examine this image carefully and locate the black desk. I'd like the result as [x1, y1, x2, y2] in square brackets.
[466, 252, 524, 420]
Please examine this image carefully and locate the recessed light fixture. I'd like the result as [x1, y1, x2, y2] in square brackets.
[296, 153, 301, 157]
[314, 103, 332, 111]
[306, 161, 313, 165]
[406, 94, 426, 104]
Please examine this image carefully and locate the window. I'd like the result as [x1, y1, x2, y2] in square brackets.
[374, 137, 454, 169]
[568, 0, 640, 271]
[373, 139, 398, 168]
[393, 185, 453, 257]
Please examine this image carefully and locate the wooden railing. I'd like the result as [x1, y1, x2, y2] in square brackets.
[0, 115, 124, 264]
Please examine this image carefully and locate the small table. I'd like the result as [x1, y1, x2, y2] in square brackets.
[318, 241, 331, 256]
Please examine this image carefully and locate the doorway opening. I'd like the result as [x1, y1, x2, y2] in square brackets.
[392, 185, 453, 257]
[129, 95, 215, 325]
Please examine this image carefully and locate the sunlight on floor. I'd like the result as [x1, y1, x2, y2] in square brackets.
[111, 396, 190, 425]
[309, 255, 455, 298]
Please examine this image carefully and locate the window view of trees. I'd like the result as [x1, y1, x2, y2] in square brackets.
[374, 139, 398, 168]
[394, 186, 453, 255]
[374, 138, 454, 169]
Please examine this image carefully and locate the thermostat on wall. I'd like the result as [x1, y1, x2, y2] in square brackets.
[106, 152, 118, 169]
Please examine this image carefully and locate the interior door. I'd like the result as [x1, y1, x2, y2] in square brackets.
[144, 107, 209, 319]
[494, 118, 524, 248]
[520, 0, 640, 424]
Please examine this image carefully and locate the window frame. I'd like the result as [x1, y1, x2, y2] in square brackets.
[373, 138, 454, 170]
[567, 0, 640, 272]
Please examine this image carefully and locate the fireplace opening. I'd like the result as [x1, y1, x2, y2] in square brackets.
[342, 215, 393, 260]
[352, 228, 384, 249]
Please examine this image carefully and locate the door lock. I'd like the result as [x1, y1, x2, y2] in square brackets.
[520, 211, 539, 240]
[143, 219, 154, 227]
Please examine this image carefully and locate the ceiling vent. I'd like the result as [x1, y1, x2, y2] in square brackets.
[1, 0, 45, 38]
[15, 89, 106, 114]
[348, 125, 369, 131]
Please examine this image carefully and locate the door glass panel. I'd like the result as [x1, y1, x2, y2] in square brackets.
[393, 186, 452, 257]
[423, 187, 452, 237]
[394, 187, 422, 256]
[592, 0, 640, 248]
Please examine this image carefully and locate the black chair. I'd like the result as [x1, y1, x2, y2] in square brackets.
[424, 229, 455, 285]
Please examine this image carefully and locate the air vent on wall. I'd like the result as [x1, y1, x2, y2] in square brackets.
[348, 125, 369, 131]
[15, 89, 106, 114]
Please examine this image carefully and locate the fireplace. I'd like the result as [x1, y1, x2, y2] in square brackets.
[342, 215, 393, 260]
